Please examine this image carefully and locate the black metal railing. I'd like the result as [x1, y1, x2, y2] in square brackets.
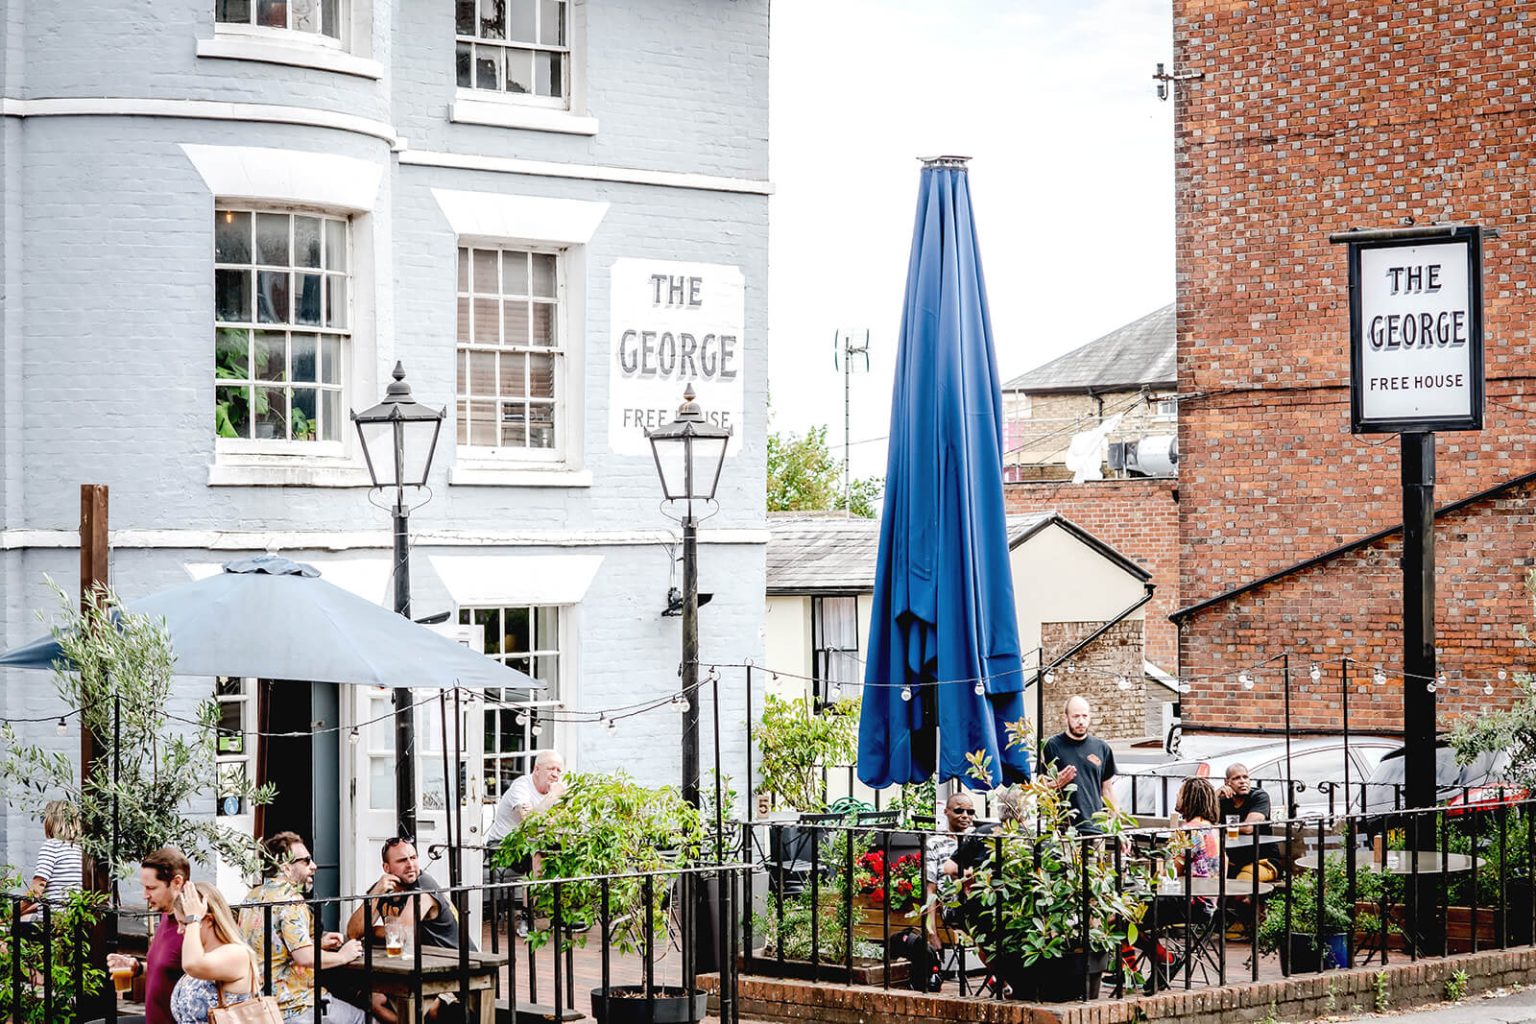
[2, 862, 750, 1024]
[742, 796, 1536, 1002]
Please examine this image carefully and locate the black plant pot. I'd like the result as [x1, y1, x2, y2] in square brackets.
[997, 949, 1110, 1002]
[1278, 932, 1349, 972]
[589, 985, 708, 1024]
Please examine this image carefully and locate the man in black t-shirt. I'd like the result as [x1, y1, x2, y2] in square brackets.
[1041, 696, 1118, 834]
[1216, 763, 1273, 871]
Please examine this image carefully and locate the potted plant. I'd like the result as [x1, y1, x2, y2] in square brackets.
[954, 729, 1151, 1002]
[1254, 852, 1391, 971]
[850, 849, 924, 940]
[492, 770, 708, 1024]
[0, 872, 107, 1022]
[755, 694, 860, 814]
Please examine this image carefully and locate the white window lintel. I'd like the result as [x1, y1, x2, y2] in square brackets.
[431, 189, 608, 246]
[182, 144, 384, 213]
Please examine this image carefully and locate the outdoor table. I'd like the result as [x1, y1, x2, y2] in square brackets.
[1222, 832, 1289, 855]
[329, 946, 509, 1024]
[1294, 850, 1475, 874]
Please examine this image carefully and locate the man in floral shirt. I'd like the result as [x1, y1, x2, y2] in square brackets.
[239, 832, 366, 1022]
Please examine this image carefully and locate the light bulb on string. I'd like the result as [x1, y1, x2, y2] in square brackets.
[1043, 670, 1055, 684]
[1373, 668, 1386, 686]
[348, 727, 360, 747]
[900, 686, 913, 702]
[531, 723, 543, 738]
[1239, 672, 1254, 691]
[1309, 664, 1321, 683]
[1066, 664, 1076, 674]
[515, 712, 529, 727]
[606, 716, 618, 733]
[1484, 682, 1495, 696]
[974, 680, 985, 696]
[1499, 669, 1509, 681]
[1116, 674, 1131, 691]
[56, 717, 67, 736]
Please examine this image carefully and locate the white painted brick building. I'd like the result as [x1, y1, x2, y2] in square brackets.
[0, 0, 769, 898]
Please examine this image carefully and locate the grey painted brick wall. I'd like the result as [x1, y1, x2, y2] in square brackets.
[0, 0, 769, 872]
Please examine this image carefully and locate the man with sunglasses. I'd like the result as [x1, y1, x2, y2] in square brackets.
[240, 831, 366, 1022]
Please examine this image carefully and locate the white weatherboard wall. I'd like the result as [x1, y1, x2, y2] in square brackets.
[0, 0, 768, 883]
[1011, 525, 1148, 659]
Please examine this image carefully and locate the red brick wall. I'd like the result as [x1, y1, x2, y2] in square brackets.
[1178, 477, 1536, 734]
[1173, 0, 1536, 727]
[1004, 478, 1180, 668]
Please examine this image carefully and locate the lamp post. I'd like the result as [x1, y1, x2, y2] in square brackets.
[646, 384, 731, 809]
[352, 362, 445, 838]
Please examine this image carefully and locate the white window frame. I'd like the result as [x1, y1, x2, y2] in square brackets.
[451, 1, 596, 135]
[811, 595, 861, 707]
[214, 204, 353, 459]
[456, 0, 571, 107]
[456, 244, 568, 464]
[203, 0, 382, 78]
[458, 604, 565, 804]
[215, 0, 348, 47]
[1152, 394, 1178, 420]
[214, 677, 256, 822]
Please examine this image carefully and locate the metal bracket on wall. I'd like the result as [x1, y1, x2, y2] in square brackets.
[1153, 63, 1205, 101]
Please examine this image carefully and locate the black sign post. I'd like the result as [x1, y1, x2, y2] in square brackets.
[1334, 224, 1486, 949]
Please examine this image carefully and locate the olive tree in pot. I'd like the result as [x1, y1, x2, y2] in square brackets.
[953, 736, 1150, 1002]
[492, 771, 707, 1024]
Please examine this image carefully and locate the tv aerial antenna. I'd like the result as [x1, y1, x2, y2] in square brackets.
[834, 329, 871, 517]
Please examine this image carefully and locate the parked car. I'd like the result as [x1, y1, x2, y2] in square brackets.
[1111, 737, 1399, 821]
[1360, 742, 1526, 818]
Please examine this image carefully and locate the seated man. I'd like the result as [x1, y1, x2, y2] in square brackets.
[1216, 763, 1273, 878]
[239, 831, 367, 1023]
[345, 837, 477, 1024]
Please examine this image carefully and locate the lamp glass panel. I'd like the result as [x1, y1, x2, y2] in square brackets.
[649, 434, 690, 501]
[398, 418, 441, 486]
[355, 418, 398, 487]
[689, 435, 730, 499]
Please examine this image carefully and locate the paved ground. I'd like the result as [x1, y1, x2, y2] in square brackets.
[1327, 987, 1536, 1024]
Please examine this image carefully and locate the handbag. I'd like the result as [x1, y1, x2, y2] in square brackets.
[208, 959, 283, 1024]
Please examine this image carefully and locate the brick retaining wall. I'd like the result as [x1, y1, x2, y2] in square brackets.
[704, 946, 1536, 1024]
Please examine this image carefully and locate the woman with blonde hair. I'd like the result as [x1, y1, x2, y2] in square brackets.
[169, 881, 261, 1024]
[19, 800, 82, 920]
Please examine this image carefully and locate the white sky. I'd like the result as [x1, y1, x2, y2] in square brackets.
[767, 0, 1175, 479]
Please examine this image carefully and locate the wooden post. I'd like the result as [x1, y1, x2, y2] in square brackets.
[79, 484, 109, 898]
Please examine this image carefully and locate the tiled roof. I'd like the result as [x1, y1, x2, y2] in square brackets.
[766, 511, 1057, 594]
[1003, 304, 1175, 393]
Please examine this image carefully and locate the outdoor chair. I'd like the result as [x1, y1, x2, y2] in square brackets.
[763, 812, 843, 897]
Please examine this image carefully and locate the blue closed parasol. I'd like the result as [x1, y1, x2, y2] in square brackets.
[857, 157, 1029, 790]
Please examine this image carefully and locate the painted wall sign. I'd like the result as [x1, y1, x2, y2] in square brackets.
[610, 258, 744, 455]
[1346, 226, 1485, 433]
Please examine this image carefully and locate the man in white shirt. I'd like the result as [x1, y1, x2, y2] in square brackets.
[485, 751, 567, 846]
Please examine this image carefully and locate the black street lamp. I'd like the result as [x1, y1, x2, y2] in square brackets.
[647, 384, 731, 809]
[352, 362, 445, 838]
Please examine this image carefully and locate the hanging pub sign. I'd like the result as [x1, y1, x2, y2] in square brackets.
[1344, 225, 1485, 434]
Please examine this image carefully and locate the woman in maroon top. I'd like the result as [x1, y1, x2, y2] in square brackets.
[106, 847, 190, 1024]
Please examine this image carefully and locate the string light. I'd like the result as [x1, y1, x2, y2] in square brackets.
[1239, 672, 1254, 690]
[1309, 664, 1322, 682]
[56, 717, 67, 736]
[515, 712, 529, 727]
[1044, 670, 1056, 684]
[1373, 668, 1387, 686]
[348, 728, 360, 747]
[1116, 674, 1131, 691]
[1484, 682, 1495, 696]
[606, 717, 618, 733]
[1066, 664, 1076, 674]
[900, 686, 913, 702]
[531, 723, 543, 737]
[973, 680, 985, 696]
[1428, 673, 1441, 693]
[1499, 669, 1509, 681]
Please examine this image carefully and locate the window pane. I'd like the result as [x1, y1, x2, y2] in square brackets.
[475, 47, 500, 90]
[255, 213, 290, 266]
[369, 757, 393, 810]
[473, 298, 500, 345]
[473, 249, 499, 294]
[469, 350, 496, 395]
[456, 0, 476, 35]
[539, 0, 564, 45]
[508, 0, 535, 40]
[529, 404, 555, 448]
[504, 48, 533, 94]
[531, 302, 555, 346]
[217, 386, 251, 439]
[534, 654, 558, 685]
[253, 331, 287, 382]
[535, 606, 558, 651]
[257, 271, 289, 324]
[501, 403, 527, 447]
[215, 270, 251, 322]
[530, 253, 556, 298]
[504, 302, 529, 346]
[499, 352, 526, 397]
[216, 0, 252, 24]
[480, 0, 507, 39]
[294, 216, 321, 268]
[320, 336, 340, 384]
[457, 297, 471, 345]
[501, 250, 528, 296]
[528, 353, 554, 398]
[258, 0, 287, 28]
[457, 249, 469, 292]
[254, 387, 288, 439]
[468, 399, 498, 446]
[292, 387, 318, 441]
[295, 273, 323, 325]
[291, 333, 317, 382]
[325, 219, 346, 272]
[215, 211, 251, 263]
[320, 389, 341, 442]
[536, 51, 562, 98]
[291, 0, 319, 34]
[320, 0, 339, 38]
[504, 607, 530, 653]
[456, 41, 473, 87]
[215, 328, 249, 380]
[325, 275, 347, 329]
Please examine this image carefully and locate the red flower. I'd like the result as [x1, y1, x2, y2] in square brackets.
[896, 880, 912, 894]
[872, 887, 886, 904]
